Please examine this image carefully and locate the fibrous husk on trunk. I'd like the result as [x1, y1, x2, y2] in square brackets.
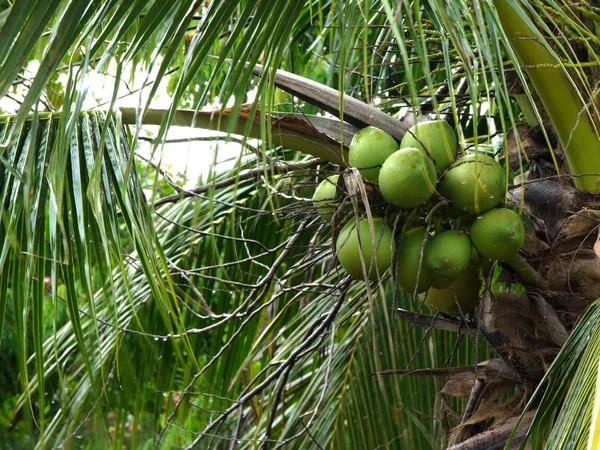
[445, 410, 536, 450]
[509, 161, 600, 303]
[437, 126, 600, 446]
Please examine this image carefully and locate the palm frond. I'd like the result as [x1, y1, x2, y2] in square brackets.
[508, 300, 600, 449]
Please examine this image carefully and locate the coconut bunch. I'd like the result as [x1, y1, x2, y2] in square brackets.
[313, 121, 526, 317]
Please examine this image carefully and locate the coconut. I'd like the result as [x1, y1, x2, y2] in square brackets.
[378, 147, 437, 208]
[336, 217, 395, 280]
[396, 227, 435, 294]
[400, 120, 458, 171]
[439, 153, 506, 214]
[470, 208, 525, 260]
[424, 229, 472, 279]
[312, 175, 340, 222]
[349, 126, 398, 183]
[425, 263, 481, 316]
[431, 277, 452, 289]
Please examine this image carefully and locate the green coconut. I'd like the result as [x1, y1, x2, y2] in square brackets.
[439, 153, 506, 214]
[425, 263, 481, 316]
[424, 229, 472, 279]
[396, 227, 435, 294]
[430, 277, 452, 289]
[400, 120, 458, 171]
[378, 147, 437, 208]
[470, 208, 525, 261]
[349, 126, 398, 183]
[312, 175, 340, 222]
[336, 217, 395, 280]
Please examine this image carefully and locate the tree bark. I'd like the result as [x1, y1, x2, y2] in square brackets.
[445, 411, 535, 450]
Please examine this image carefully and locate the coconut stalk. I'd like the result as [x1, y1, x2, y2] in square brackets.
[1, 108, 355, 165]
[250, 63, 413, 141]
[119, 107, 353, 165]
[502, 252, 548, 288]
[493, 0, 600, 192]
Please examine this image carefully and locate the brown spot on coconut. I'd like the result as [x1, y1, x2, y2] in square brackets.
[424, 229, 472, 279]
[470, 208, 525, 261]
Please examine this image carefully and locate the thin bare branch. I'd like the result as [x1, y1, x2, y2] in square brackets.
[395, 308, 480, 336]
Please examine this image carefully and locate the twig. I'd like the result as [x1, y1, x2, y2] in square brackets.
[228, 403, 245, 450]
[461, 378, 485, 424]
[261, 364, 294, 449]
[155, 222, 313, 447]
[183, 280, 352, 449]
[395, 308, 480, 336]
[150, 159, 325, 208]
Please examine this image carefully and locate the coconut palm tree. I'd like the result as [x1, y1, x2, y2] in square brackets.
[0, 1, 599, 449]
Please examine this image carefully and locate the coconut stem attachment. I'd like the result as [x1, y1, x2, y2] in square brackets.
[502, 253, 548, 288]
